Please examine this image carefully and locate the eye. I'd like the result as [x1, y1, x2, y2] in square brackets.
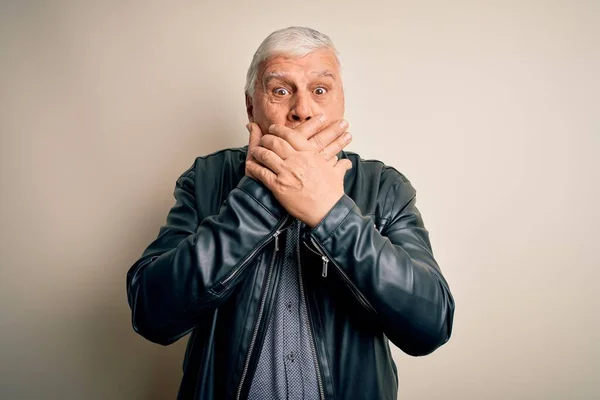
[314, 87, 328, 95]
[273, 87, 290, 96]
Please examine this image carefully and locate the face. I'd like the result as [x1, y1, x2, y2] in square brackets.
[246, 48, 345, 134]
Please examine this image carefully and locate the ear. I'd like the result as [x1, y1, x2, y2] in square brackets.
[245, 93, 254, 122]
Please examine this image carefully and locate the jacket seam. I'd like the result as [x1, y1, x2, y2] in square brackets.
[311, 195, 345, 233]
[344, 151, 410, 184]
[380, 180, 398, 226]
[319, 204, 358, 243]
[382, 183, 414, 231]
[195, 146, 246, 161]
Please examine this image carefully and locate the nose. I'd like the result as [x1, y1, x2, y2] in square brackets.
[287, 91, 314, 123]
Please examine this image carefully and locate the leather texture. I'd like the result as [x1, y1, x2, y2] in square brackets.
[126, 147, 455, 400]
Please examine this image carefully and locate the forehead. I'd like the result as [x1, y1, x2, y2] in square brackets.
[260, 49, 341, 80]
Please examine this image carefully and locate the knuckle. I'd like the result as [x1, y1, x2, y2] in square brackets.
[273, 125, 287, 138]
[272, 136, 284, 151]
[259, 169, 272, 182]
[263, 135, 276, 150]
[283, 130, 297, 144]
[261, 150, 270, 162]
[312, 135, 325, 150]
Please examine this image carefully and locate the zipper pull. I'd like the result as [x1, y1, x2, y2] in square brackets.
[321, 256, 328, 278]
[273, 230, 281, 252]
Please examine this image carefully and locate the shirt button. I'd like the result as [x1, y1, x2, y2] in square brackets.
[286, 352, 295, 362]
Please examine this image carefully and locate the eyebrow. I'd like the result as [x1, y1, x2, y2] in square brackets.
[263, 71, 288, 86]
[311, 70, 337, 80]
[262, 69, 337, 86]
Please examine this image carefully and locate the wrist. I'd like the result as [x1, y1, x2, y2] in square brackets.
[305, 192, 345, 228]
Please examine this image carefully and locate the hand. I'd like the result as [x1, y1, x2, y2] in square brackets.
[246, 117, 349, 177]
[246, 119, 353, 228]
[299, 115, 352, 161]
[245, 122, 264, 178]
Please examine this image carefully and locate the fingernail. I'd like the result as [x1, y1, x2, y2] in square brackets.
[268, 124, 276, 133]
[246, 123, 251, 133]
[339, 119, 348, 129]
[344, 132, 352, 141]
[317, 114, 325, 124]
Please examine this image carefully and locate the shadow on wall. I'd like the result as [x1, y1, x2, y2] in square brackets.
[80, 121, 240, 399]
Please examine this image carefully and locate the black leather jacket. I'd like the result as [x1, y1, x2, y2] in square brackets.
[127, 148, 454, 400]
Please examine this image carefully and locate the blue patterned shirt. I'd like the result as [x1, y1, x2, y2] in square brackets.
[248, 220, 320, 400]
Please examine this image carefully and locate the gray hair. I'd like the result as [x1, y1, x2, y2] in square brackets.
[245, 26, 341, 96]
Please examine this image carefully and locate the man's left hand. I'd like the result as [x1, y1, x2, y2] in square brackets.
[246, 123, 353, 228]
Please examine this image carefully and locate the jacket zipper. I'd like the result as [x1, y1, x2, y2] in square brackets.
[235, 216, 288, 400]
[299, 227, 326, 400]
[221, 216, 288, 287]
[307, 238, 329, 278]
[310, 237, 376, 314]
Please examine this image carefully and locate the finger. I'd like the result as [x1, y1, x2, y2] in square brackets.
[260, 134, 295, 159]
[327, 155, 338, 167]
[309, 119, 349, 155]
[246, 123, 263, 160]
[294, 113, 326, 139]
[246, 160, 277, 188]
[268, 124, 310, 151]
[251, 146, 284, 174]
[334, 158, 353, 176]
[320, 131, 352, 160]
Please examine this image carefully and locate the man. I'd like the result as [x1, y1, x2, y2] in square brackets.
[127, 27, 454, 400]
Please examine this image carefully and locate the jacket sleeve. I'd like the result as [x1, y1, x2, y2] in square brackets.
[308, 179, 454, 356]
[126, 165, 287, 346]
